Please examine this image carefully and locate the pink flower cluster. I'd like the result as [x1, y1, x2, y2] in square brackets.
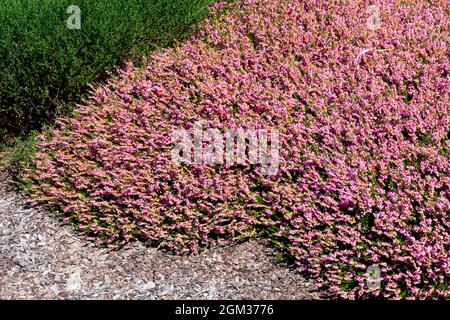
[21, 0, 449, 298]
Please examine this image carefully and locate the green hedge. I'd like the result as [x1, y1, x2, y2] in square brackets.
[0, 0, 212, 143]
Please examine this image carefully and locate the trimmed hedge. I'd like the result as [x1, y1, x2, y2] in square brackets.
[0, 0, 212, 143]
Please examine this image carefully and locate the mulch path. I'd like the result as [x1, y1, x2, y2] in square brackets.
[0, 170, 324, 300]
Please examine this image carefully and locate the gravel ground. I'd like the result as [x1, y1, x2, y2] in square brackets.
[0, 173, 324, 300]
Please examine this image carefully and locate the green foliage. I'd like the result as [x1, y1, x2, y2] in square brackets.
[1, 131, 39, 175]
[0, 0, 213, 143]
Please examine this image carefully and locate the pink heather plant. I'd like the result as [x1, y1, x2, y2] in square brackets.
[20, 0, 449, 299]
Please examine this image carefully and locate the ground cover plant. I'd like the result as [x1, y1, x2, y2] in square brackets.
[20, 0, 449, 299]
[0, 0, 213, 143]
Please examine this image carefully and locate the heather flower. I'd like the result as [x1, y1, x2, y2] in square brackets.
[20, 0, 449, 299]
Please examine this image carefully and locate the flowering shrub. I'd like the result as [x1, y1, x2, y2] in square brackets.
[20, 0, 449, 299]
